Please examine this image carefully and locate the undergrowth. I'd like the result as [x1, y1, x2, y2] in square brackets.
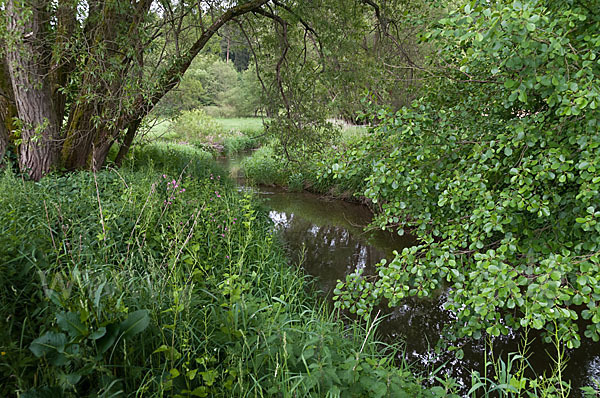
[0, 143, 430, 397]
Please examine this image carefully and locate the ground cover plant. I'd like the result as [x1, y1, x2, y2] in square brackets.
[0, 144, 433, 397]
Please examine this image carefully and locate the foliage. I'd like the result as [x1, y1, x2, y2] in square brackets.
[155, 56, 263, 119]
[331, 0, 600, 351]
[152, 57, 214, 118]
[166, 111, 264, 155]
[219, 67, 264, 117]
[170, 109, 224, 143]
[0, 144, 433, 397]
[241, 121, 371, 195]
[467, 329, 571, 398]
[240, 0, 434, 160]
[241, 145, 289, 186]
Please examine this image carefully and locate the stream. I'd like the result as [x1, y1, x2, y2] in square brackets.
[219, 152, 600, 395]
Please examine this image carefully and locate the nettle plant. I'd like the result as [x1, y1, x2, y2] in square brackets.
[333, 0, 600, 348]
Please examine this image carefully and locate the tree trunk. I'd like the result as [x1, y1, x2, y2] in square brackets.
[114, 119, 142, 167]
[0, 119, 8, 167]
[61, 103, 98, 170]
[92, 138, 115, 171]
[5, 0, 59, 180]
[51, 0, 78, 124]
[0, 56, 16, 167]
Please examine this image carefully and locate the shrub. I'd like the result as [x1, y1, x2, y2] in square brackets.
[171, 109, 223, 144]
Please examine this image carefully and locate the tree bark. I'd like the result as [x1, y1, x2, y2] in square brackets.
[0, 55, 16, 167]
[51, 0, 78, 124]
[5, 0, 60, 180]
[114, 118, 142, 167]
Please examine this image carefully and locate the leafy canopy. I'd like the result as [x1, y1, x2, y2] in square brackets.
[332, 0, 600, 349]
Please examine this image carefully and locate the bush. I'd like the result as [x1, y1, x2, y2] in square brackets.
[170, 109, 224, 144]
[333, 0, 600, 350]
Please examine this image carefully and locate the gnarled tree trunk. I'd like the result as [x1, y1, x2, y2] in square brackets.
[3, 0, 271, 179]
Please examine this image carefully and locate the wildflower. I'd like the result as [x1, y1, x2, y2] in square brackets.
[221, 234, 225, 237]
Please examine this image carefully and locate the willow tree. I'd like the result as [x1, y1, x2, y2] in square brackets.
[230, 0, 432, 162]
[0, 0, 269, 180]
[1, 0, 428, 179]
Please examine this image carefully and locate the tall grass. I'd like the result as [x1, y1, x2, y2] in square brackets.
[0, 143, 429, 397]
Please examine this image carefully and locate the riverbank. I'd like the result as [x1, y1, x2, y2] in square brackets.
[235, 128, 600, 397]
[0, 142, 433, 397]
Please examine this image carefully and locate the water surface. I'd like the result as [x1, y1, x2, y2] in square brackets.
[219, 152, 600, 395]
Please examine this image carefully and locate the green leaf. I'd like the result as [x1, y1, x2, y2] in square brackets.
[30, 332, 67, 357]
[90, 327, 106, 340]
[119, 309, 150, 339]
[97, 323, 120, 354]
[56, 312, 87, 337]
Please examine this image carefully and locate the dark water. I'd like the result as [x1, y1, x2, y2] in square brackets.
[219, 153, 600, 395]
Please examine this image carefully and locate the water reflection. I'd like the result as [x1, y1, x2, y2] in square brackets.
[258, 186, 600, 396]
[218, 152, 600, 395]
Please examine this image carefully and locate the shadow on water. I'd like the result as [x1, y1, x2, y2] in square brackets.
[218, 152, 600, 395]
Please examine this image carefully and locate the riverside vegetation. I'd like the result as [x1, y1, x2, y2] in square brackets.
[239, 0, 600, 395]
[2, 0, 600, 396]
[0, 143, 431, 397]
